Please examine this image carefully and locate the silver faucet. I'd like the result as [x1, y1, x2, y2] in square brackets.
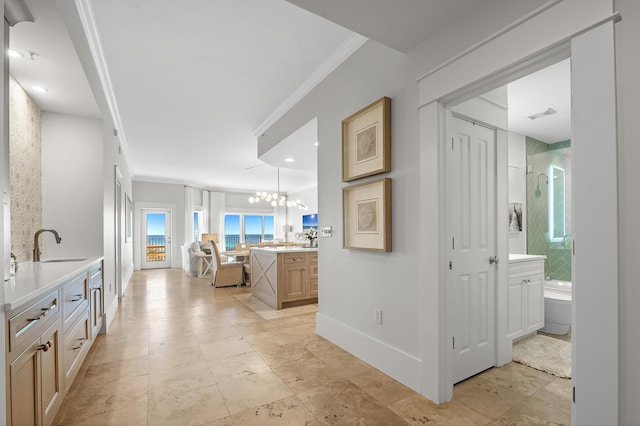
[33, 229, 62, 261]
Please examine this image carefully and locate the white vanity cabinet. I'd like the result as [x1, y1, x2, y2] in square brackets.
[507, 255, 545, 340]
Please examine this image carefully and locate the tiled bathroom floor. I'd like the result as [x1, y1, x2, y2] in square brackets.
[53, 269, 571, 425]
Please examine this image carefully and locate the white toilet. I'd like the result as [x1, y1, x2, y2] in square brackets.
[540, 280, 572, 335]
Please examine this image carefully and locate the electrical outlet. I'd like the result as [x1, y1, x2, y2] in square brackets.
[375, 308, 383, 324]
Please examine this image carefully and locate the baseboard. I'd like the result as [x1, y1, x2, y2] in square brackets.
[316, 312, 422, 392]
[122, 263, 134, 294]
[104, 295, 119, 332]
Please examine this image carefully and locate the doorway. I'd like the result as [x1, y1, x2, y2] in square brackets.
[425, 21, 618, 424]
[141, 209, 172, 269]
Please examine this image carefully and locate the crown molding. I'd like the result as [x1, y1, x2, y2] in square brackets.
[254, 32, 368, 137]
[75, 0, 129, 157]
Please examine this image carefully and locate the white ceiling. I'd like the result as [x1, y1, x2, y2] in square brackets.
[508, 59, 571, 144]
[8, 0, 566, 195]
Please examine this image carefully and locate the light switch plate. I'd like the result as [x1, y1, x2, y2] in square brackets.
[321, 226, 332, 237]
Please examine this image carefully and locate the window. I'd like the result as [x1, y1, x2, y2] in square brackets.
[193, 209, 204, 242]
[224, 214, 274, 250]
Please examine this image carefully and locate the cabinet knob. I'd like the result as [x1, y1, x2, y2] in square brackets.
[38, 340, 53, 352]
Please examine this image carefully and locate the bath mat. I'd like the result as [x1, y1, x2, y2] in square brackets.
[513, 334, 571, 379]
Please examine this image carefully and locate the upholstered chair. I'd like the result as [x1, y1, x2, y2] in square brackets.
[208, 240, 244, 287]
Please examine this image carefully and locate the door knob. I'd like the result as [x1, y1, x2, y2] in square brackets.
[489, 256, 499, 265]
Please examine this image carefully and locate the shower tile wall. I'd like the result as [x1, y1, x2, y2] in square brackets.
[525, 137, 572, 281]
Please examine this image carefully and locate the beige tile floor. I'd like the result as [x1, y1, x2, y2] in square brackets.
[53, 269, 571, 425]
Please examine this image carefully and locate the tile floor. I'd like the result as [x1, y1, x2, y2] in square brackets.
[53, 269, 572, 425]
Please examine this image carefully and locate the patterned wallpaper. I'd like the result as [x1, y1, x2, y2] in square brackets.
[9, 76, 42, 262]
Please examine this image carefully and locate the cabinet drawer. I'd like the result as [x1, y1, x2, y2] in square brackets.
[89, 265, 102, 289]
[283, 253, 306, 264]
[508, 260, 544, 278]
[62, 273, 88, 330]
[8, 290, 59, 353]
[63, 307, 90, 390]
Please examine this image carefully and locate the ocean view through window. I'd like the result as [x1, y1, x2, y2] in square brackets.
[224, 214, 274, 250]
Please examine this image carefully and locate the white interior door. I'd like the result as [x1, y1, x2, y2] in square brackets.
[141, 209, 172, 269]
[448, 114, 497, 384]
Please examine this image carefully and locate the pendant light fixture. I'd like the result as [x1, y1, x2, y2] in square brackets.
[248, 167, 308, 210]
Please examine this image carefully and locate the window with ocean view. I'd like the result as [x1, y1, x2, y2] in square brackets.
[224, 214, 274, 250]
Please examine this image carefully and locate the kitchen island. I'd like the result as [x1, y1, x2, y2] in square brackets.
[250, 246, 318, 310]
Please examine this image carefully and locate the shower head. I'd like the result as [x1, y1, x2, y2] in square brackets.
[535, 173, 548, 198]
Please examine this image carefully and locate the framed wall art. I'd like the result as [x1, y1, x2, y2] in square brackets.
[342, 96, 391, 182]
[342, 177, 391, 252]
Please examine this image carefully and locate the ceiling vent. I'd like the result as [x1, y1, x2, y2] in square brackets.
[528, 107, 557, 120]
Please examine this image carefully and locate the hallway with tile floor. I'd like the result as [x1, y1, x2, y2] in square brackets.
[53, 269, 571, 425]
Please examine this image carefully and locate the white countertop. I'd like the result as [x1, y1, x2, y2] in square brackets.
[3, 256, 103, 312]
[250, 246, 318, 254]
[509, 253, 546, 263]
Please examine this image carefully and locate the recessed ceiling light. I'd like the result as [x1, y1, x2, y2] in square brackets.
[314, 142, 319, 146]
[32, 86, 48, 93]
[7, 49, 23, 58]
[284, 157, 294, 162]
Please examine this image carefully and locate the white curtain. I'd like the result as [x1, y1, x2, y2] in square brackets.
[209, 191, 226, 240]
[184, 187, 195, 245]
[274, 204, 287, 241]
[202, 191, 210, 234]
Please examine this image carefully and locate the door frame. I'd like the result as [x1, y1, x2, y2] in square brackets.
[134, 202, 177, 271]
[140, 208, 172, 270]
[423, 19, 618, 423]
[114, 166, 123, 297]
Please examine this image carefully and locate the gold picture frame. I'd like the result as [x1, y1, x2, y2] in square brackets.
[342, 96, 391, 182]
[342, 178, 391, 252]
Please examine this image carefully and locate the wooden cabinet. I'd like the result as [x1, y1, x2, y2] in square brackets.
[507, 258, 545, 340]
[309, 253, 318, 298]
[8, 312, 62, 426]
[61, 273, 88, 331]
[5, 259, 103, 425]
[88, 264, 104, 339]
[282, 254, 308, 302]
[63, 307, 90, 393]
[251, 248, 318, 309]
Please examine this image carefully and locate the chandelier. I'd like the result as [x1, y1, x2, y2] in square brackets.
[248, 167, 308, 210]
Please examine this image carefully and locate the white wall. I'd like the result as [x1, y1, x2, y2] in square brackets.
[41, 112, 103, 258]
[508, 131, 527, 254]
[287, 185, 317, 240]
[259, 39, 424, 390]
[57, 0, 134, 330]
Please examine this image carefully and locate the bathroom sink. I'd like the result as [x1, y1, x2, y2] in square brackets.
[40, 258, 87, 263]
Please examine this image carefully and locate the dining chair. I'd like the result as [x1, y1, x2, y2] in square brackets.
[208, 240, 244, 287]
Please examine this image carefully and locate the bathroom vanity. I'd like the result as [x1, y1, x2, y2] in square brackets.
[3, 257, 104, 426]
[251, 246, 318, 310]
[507, 254, 545, 340]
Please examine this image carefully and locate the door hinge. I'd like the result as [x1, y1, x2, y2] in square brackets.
[451, 138, 454, 150]
[453, 336, 455, 349]
[449, 261, 453, 270]
[573, 386, 575, 403]
[452, 237, 455, 250]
